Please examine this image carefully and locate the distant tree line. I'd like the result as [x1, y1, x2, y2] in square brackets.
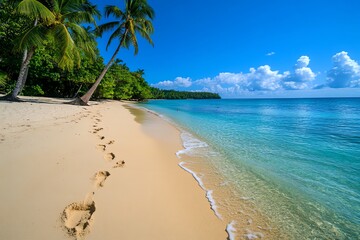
[149, 88, 220, 99]
[0, 0, 220, 102]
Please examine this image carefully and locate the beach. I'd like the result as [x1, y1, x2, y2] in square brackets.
[140, 98, 360, 240]
[0, 97, 227, 240]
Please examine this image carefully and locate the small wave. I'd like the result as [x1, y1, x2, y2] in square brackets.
[226, 220, 237, 240]
[179, 161, 206, 190]
[244, 229, 264, 239]
[206, 190, 222, 219]
[178, 162, 222, 219]
[176, 132, 209, 158]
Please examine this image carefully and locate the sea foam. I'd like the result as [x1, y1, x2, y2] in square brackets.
[226, 220, 237, 240]
[176, 132, 208, 158]
[178, 161, 222, 219]
[178, 161, 206, 190]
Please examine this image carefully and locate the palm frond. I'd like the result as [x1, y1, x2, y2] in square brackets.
[135, 24, 153, 46]
[83, 2, 101, 20]
[104, 5, 124, 18]
[49, 23, 76, 70]
[67, 23, 97, 60]
[62, 1, 100, 24]
[16, 0, 55, 23]
[106, 27, 122, 50]
[128, 20, 138, 55]
[14, 23, 47, 52]
[96, 21, 121, 36]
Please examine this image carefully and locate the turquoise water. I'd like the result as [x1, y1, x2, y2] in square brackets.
[140, 98, 360, 239]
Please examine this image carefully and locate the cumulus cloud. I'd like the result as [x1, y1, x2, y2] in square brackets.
[266, 52, 276, 56]
[152, 77, 192, 89]
[153, 55, 317, 96]
[153, 52, 360, 97]
[195, 66, 288, 92]
[282, 56, 316, 90]
[246, 65, 287, 91]
[326, 51, 360, 88]
[295, 56, 310, 68]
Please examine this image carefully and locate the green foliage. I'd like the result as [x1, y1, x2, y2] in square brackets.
[79, 0, 156, 103]
[149, 88, 221, 99]
[99, 0, 155, 55]
[22, 84, 44, 96]
[0, 71, 15, 93]
[0, 0, 31, 81]
[0, 0, 219, 101]
[0, 71, 8, 92]
[9, 0, 100, 71]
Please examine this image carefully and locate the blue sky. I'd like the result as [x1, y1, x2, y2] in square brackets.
[93, 0, 360, 98]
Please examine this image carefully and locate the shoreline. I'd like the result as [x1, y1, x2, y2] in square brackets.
[137, 98, 360, 240]
[135, 101, 286, 239]
[0, 97, 227, 239]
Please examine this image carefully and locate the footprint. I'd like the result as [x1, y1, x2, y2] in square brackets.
[93, 171, 110, 187]
[95, 118, 101, 122]
[93, 128, 103, 134]
[61, 198, 96, 239]
[104, 153, 115, 161]
[97, 144, 106, 151]
[99, 136, 105, 140]
[107, 140, 115, 145]
[113, 160, 125, 168]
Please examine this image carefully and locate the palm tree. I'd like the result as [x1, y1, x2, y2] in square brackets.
[73, 0, 154, 105]
[2, 0, 54, 101]
[2, 0, 100, 101]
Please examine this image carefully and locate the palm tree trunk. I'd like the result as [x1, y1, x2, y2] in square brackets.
[9, 48, 35, 100]
[0, 49, 27, 101]
[75, 43, 123, 105]
[20, 61, 30, 92]
[1, 19, 37, 101]
[70, 29, 130, 105]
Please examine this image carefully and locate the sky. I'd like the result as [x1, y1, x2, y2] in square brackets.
[92, 0, 360, 98]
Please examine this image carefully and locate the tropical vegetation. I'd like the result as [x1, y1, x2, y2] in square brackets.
[149, 88, 220, 99]
[0, 0, 220, 102]
[1, 0, 100, 101]
[76, 0, 155, 105]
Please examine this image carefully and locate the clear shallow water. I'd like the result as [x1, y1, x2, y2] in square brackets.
[140, 98, 360, 239]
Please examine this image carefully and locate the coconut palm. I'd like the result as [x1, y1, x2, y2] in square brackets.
[74, 0, 154, 105]
[3, 0, 100, 101]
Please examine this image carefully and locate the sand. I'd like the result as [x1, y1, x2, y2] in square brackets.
[0, 97, 227, 240]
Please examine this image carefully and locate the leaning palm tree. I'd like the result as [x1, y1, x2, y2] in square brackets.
[2, 0, 100, 101]
[2, 0, 54, 101]
[73, 0, 154, 105]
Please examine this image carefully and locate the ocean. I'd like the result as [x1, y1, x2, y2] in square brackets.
[139, 98, 360, 239]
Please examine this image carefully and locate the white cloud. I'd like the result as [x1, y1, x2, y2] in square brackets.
[282, 56, 316, 89]
[266, 52, 276, 56]
[216, 72, 246, 85]
[326, 51, 360, 88]
[153, 56, 317, 96]
[195, 72, 247, 86]
[152, 77, 192, 89]
[246, 65, 287, 91]
[152, 52, 360, 97]
[295, 56, 310, 68]
[282, 81, 308, 90]
[294, 67, 316, 82]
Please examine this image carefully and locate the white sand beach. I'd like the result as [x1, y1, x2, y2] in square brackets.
[0, 97, 227, 239]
